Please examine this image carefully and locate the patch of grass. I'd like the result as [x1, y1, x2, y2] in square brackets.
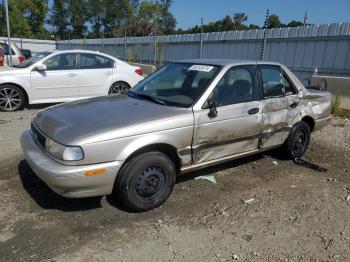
[332, 95, 350, 118]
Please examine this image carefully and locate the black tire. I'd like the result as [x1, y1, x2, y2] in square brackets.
[114, 152, 176, 212]
[0, 85, 26, 112]
[108, 81, 130, 95]
[282, 121, 311, 160]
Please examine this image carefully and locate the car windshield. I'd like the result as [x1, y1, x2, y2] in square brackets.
[13, 52, 51, 68]
[131, 63, 220, 108]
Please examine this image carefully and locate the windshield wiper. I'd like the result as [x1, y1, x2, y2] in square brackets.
[129, 91, 167, 105]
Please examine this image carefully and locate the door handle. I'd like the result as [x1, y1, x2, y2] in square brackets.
[248, 108, 260, 115]
[105, 72, 112, 76]
[68, 73, 77, 77]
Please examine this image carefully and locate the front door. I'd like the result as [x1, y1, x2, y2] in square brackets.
[31, 53, 79, 101]
[259, 64, 300, 148]
[192, 65, 263, 164]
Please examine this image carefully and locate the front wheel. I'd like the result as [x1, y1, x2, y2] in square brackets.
[114, 152, 176, 212]
[283, 121, 311, 159]
[0, 85, 25, 112]
[108, 82, 130, 95]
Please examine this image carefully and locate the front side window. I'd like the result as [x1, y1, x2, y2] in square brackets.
[44, 53, 77, 71]
[131, 63, 220, 107]
[14, 52, 51, 68]
[80, 53, 114, 69]
[212, 66, 257, 107]
[261, 65, 297, 98]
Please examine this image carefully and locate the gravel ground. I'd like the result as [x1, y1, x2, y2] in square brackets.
[0, 108, 349, 262]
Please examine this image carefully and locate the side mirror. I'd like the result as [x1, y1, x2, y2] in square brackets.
[297, 91, 303, 99]
[35, 64, 47, 71]
[207, 98, 217, 118]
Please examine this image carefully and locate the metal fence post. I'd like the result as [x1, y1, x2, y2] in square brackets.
[124, 27, 127, 61]
[154, 25, 157, 67]
[5, 0, 12, 66]
[101, 32, 104, 52]
[200, 18, 204, 59]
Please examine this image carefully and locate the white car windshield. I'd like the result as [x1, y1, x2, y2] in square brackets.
[130, 63, 220, 108]
[13, 52, 51, 68]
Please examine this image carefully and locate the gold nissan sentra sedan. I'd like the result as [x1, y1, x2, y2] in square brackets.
[21, 59, 332, 212]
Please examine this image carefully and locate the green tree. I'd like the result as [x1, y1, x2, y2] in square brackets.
[249, 24, 260, 29]
[23, 0, 48, 38]
[68, 0, 88, 38]
[48, 0, 70, 39]
[287, 20, 304, 27]
[0, 0, 49, 39]
[222, 15, 234, 31]
[157, 0, 176, 34]
[267, 14, 283, 29]
[233, 12, 248, 30]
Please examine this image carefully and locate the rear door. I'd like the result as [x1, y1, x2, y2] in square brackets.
[30, 53, 79, 101]
[192, 65, 263, 164]
[77, 53, 114, 98]
[259, 64, 300, 148]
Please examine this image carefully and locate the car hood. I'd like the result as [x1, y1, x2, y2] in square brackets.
[33, 95, 192, 145]
[0, 66, 28, 75]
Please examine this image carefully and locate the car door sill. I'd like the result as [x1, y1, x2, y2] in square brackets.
[179, 145, 281, 175]
[179, 149, 258, 174]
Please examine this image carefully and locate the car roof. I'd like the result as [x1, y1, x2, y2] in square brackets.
[50, 49, 117, 59]
[180, 58, 282, 67]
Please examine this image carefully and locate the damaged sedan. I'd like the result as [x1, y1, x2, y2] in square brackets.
[21, 59, 332, 212]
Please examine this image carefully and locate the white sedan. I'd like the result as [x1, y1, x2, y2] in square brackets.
[0, 50, 144, 111]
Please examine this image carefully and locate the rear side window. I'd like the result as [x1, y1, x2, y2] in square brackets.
[261, 65, 297, 98]
[212, 65, 257, 107]
[80, 54, 114, 69]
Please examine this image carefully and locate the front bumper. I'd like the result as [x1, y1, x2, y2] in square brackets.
[20, 130, 122, 198]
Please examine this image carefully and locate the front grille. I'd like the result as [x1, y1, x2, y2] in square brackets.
[31, 124, 46, 149]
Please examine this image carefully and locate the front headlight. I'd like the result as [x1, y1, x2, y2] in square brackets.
[45, 138, 84, 161]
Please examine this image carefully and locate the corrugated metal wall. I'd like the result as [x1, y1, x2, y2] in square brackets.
[22, 23, 350, 81]
[0, 37, 57, 53]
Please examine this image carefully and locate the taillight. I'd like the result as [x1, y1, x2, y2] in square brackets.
[135, 68, 143, 76]
[19, 56, 26, 63]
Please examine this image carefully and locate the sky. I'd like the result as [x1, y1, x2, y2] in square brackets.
[171, 0, 350, 29]
[3, 0, 349, 30]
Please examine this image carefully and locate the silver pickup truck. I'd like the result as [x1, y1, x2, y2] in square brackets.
[20, 59, 332, 212]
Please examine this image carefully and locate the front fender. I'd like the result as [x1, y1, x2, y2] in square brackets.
[0, 75, 32, 102]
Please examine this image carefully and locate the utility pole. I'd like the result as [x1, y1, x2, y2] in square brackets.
[260, 9, 269, 60]
[4, 0, 12, 66]
[199, 18, 204, 59]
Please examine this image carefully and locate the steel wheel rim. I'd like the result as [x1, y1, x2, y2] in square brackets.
[0, 88, 22, 111]
[110, 84, 129, 95]
[135, 166, 166, 199]
[293, 130, 307, 154]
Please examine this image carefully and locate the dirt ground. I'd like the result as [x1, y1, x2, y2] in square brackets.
[0, 106, 349, 262]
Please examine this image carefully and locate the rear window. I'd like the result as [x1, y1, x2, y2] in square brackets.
[0, 43, 15, 55]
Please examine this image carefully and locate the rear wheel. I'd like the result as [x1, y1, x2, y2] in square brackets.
[114, 152, 176, 212]
[108, 82, 130, 95]
[0, 85, 25, 112]
[282, 121, 311, 159]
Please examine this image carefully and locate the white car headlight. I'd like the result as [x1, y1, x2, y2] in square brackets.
[45, 138, 84, 161]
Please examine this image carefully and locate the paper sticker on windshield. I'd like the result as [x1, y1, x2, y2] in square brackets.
[188, 65, 214, 72]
